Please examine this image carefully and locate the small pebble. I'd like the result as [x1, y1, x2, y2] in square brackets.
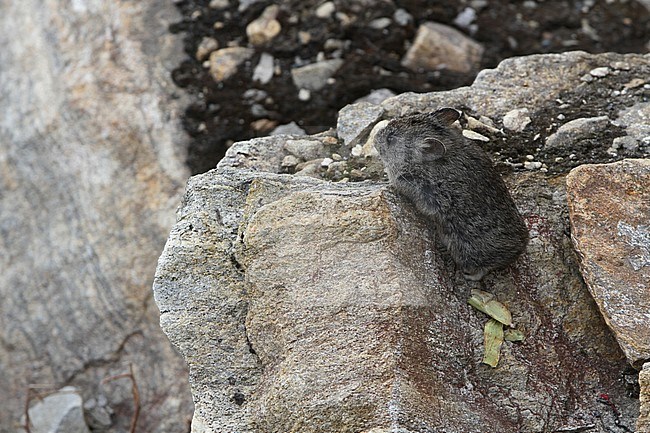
[298, 88, 311, 101]
[331, 153, 342, 161]
[557, 114, 565, 120]
[525, 154, 535, 160]
[393, 8, 413, 26]
[315, 1, 335, 18]
[281, 155, 300, 168]
[321, 158, 333, 167]
[524, 161, 542, 170]
[369, 17, 392, 30]
[462, 129, 489, 142]
[209, 0, 229, 8]
[503, 108, 531, 132]
[298, 31, 311, 45]
[589, 67, 610, 77]
[196, 37, 219, 61]
[569, 153, 576, 159]
[554, 157, 564, 162]
[351, 145, 363, 157]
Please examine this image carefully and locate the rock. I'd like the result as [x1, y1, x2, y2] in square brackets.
[83, 395, 113, 431]
[639, 363, 650, 433]
[545, 116, 611, 149]
[154, 52, 650, 433]
[467, 115, 500, 134]
[246, 5, 281, 46]
[281, 154, 300, 168]
[270, 121, 307, 136]
[0, 1, 192, 431]
[209, 47, 255, 82]
[209, 0, 229, 9]
[284, 139, 325, 161]
[566, 159, 650, 367]
[462, 129, 490, 142]
[382, 52, 648, 121]
[25, 387, 89, 433]
[369, 17, 392, 30]
[612, 135, 640, 152]
[614, 102, 650, 144]
[315, 1, 336, 18]
[401, 22, 484, 73]
[298, 88, 311, 101]
[393, 8, 413, 26]
[524, 160, 542, 170]
[155, 161, 639, 432]
[502, 108, 531, 132]
[291, 58, 344, 91]
[354, 88, 396, 105]
[293, 158, 324, 177]
[361, 119, 389, 158]
[589, 66, 610, 77]
[453, 7, 478, 33]
[252, 52, 274, 84]
[238, 0, 263, 12]
[196, 37, 219, 61]
[337, 102, 384, 147]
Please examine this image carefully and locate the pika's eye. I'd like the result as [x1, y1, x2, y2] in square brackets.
[386, 133, 397, 146]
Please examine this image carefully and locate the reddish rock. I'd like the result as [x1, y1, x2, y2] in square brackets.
[567, 159, 650, 367]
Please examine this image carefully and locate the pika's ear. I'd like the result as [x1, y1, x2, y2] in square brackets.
[423, 137, 446, 159]
[433, 107, 461, 126]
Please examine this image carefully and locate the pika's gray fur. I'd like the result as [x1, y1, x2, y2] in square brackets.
[374, 108, 529, 280]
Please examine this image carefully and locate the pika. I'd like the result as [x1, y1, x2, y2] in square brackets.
[374, 108, 529, 281]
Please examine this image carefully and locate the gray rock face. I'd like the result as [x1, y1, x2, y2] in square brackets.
[154, 51, 649, 432]
[566, 159, 650, 367]
[0, 1, 192, 431]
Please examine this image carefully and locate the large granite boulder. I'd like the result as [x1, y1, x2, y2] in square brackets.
[154, 52, 649, 432]
[0, 1, 192, 431]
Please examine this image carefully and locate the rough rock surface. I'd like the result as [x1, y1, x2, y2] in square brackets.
[0, 1, 192, 431]
[566, 159, 650, 367]
[154, 52, 648, 432]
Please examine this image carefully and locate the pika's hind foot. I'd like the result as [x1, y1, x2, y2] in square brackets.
[463, 268, 488, 281]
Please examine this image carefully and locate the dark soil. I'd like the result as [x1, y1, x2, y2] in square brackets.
[169, 0, 650, 174]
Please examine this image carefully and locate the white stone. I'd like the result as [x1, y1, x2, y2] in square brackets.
[462, 129, 489, 142]
[315, 1, 335, 18]
[589, 66, 610, 77]
[502, 108, 531, 132]
[253, 53, 274, 84]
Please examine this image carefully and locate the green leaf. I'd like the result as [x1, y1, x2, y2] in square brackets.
[482, 319, 504, 367]
[504, 328, 525, 342]
[468, 289, 513, 327]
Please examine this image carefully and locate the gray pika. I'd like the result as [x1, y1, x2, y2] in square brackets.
[374, 107, 529, 281]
